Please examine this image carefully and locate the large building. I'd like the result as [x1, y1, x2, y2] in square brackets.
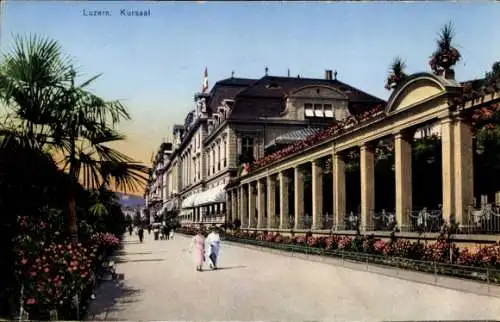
[223, 71, 500, 236]
[145, 69, 384, 227]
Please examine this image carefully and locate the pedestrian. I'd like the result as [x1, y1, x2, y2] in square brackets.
[164, 226, 169, 240]
[169, 227, 175, 240]
[138, 227, 144, 243]
[148, 225, 152, 235]
[189, 228, 205, 271]
[153, 226, 159, 240]
[128, 225, 133, 236]
[206, 227, 221, 270]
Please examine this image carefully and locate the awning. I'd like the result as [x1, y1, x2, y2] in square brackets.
[196, 185, 226, 207]
[166, 198, 179, 212]
[264, 127, 321, 149]
[158, 198, 180, 214]
[181, 194, 196, 209]
[180, 185, 227, 209]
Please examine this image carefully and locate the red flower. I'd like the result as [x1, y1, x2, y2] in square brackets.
[26, 298, 36, 305]
[21, 258, 27, 265]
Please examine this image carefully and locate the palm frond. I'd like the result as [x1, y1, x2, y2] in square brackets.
[390, 57, 406, 76]
[79, 73, 102, 88]
[437, 22, 455, 50]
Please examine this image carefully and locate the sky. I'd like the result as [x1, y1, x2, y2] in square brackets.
[1, 1, 499, 167]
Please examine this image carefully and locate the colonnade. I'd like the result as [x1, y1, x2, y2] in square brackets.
[226, 115, 474, 232]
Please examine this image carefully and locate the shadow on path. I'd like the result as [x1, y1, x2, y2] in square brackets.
[85, 281, 141, 321]
[203, 265, 247, 271]
[114, 251, 153, 256]
[114, 258, 166, 264]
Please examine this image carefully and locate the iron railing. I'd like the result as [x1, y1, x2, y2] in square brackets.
[409, 208, 443, 233]
[371, 210, 397, 231]
[223, 236, 500, 286]
[464, 204, 500, 234]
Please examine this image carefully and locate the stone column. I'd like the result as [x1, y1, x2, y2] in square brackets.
[248, 183, 256, 228]
[294, 166, 305, 229]
[441, 117, 455, 224]
[454, 117, 474, 226]
[279, 171, 290, 229]
[226, 191, 232, 224]
[312, 159, 324, 230]
[257, 180, 266, 229]
[231, 190, 238, 221]
[267, 175, 277, 229]
[240, 185, 248, 228]
[394, 131, 413, 231]
[360, 144, 375, 231]
[333, 152, 346, 230]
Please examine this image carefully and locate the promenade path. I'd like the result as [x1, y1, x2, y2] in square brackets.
[86, 233, 500, 321]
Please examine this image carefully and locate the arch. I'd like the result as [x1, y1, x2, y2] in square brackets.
[289, 85, 348, 99]
[385, 72, 460, 114]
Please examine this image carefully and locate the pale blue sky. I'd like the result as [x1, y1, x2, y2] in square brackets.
[1, 1, 499, 163]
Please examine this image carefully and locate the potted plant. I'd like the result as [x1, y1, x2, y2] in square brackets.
[429, 22, 461, 79]
[385, 57, 407, 91]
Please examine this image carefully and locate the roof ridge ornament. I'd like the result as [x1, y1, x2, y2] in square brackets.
[334, 70, 338, 80]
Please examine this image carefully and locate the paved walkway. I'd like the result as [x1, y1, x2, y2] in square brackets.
[87, 233, 500, 321]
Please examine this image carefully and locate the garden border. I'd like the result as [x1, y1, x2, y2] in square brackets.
[218, 236, 500, 299]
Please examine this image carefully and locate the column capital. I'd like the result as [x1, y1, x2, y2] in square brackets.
[394, 128, 415, 142]
[438, 112, 454, 124]
[312, 158, 325, 168]
[359, 142, 376, 152]
[267, 175, 276, 184]
[333, 151, 345, 160]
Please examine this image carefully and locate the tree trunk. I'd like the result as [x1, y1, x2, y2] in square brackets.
[68, 191, 78, 243]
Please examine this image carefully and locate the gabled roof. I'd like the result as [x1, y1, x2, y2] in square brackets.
[229, 75, 385, 120]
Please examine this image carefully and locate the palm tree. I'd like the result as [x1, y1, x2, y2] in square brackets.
[385, 57, 407, 91]
[0, 35, 149, 242]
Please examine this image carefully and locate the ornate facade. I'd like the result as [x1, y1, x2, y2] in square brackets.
[146, 70, 384, 227]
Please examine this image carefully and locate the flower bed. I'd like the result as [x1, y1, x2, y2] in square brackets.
[13, 216, 122, 320]
[245, 104, 384, 173]
[175, 227, 500, 284]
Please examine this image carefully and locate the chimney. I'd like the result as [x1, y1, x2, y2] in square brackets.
[325, 70, 333, 80]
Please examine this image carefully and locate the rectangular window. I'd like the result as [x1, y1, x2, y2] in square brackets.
[212, 149, 215, 174]
[324, 104, 333, 118]
[242, 137, 254, 160]
[217, 145, 221, 170]
[304, 103, 314, 117]
[314, 104, 324, 117]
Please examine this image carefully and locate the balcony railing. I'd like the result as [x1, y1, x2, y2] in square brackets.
[463, 204, 500, 234]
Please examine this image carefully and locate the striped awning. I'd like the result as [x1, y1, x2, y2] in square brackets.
[265, 127, 321, 149]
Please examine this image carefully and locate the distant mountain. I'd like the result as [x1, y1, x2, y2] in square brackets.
[116, 192, 145, 208]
